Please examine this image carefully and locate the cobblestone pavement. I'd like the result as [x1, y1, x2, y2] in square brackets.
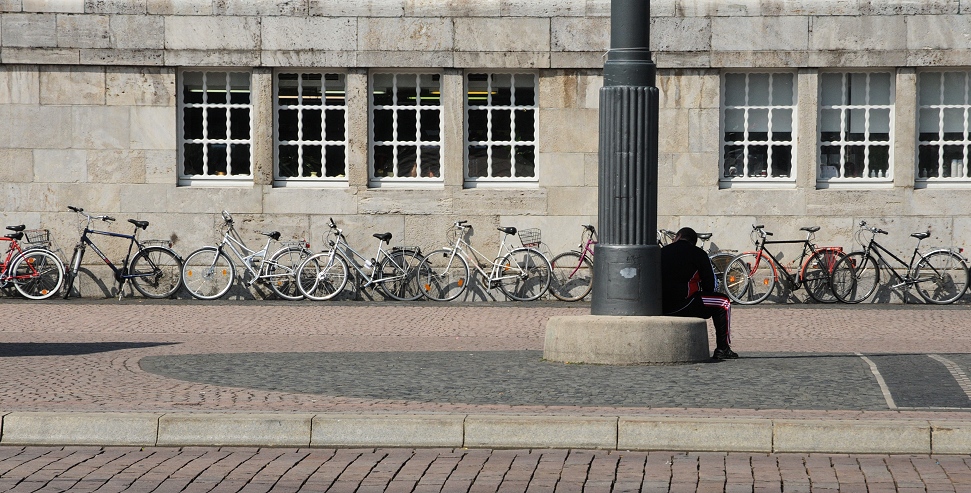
[1, 446, 970, 492]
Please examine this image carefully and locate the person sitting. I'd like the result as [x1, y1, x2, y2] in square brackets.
[660, 227, 737, 361]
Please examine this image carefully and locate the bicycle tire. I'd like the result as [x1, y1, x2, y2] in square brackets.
[802, 249, 846, 303]
[549, 251, 593, 302]
[63, 245, 84, 299]
[498, 248, 552, 301]
[296, 251, 349, 301]
[831, 252, 880, 304]
[377, 248, 425, 301]
[181, 247, 235, 300]
[11, 249, 64, 300]
[914, 250, 970, 304]
[129, 246, 182, 299]
[724, 253, 776, 305]
[708, 252, 735, 296]
[265, 246, 310, 301]
[418, 248, 470, 302]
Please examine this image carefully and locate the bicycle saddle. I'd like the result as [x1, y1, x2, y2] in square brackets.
[261, 231, 282, 241]
[697, 233, 712, 240]
[5, 225, 25, 232]
[128, 219, 149, 230]
[911, 231, 931, 240]
[373, 232, 392, 243]
[800, 226, 820, 233]
[4, 231, 23, 240]
[498, 226, 517, 235]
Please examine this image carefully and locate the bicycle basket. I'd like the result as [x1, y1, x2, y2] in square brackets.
[23, 229, 50, 245]
[518, 228, 542, 247]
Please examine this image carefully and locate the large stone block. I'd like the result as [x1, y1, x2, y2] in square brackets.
[7, 104, 74, 148]
[56, 13, 109, 48]
[260, 49, 356, 67]
[931, 421, 971, 454]
[148, 0, 210, 15]
[311, 414, 465, 448]
[35, 149, 86, 182]
[619, 417, 772, 452]
[144, 149, 176, 184]
[261, 17, 356, 51]
[657, 69, 719, 110]
[262, 188, 359, 215]
[453, 17, 549, 52]
[107, 14, 163, 49]
[545, 186, 595, 216]
[544, 315, 710, 364]
[501, 0, 586, 16]
[358, 188, 452, 215]
[773, 419, 930, 454]
[2, 47, 81, 64]
[214, 0, 308, 15]
[908, 15, 971, 50]
[465, 415, 617, 449]
[863, 0, 956, 15]
[39, 65, 105, 105]
[358, 17, 452, 52]
[166, 186, 264, 215]
[707, 188, 807, 217]
[538, 152, 585, 187]
[164, 15, 260, 50]
[453, 51, 549, 69]
[651, 16, 710, 53]
[404, 0, 499, 17]
[309, 0, 404, 17]
[0, 148, 33, 183]
[81, 49, 164, 65]
[552, 16, 607, 52]
[0, 64, 38, 104]
[87, 149, 146, 183]
[106, 66, 174, 106]
[453, 188, 547, 216]
[84, 0, 146, 14]
[130, 106, 175, 149]
[163, 49, 261, 66]
[23, 0, 84, 13]
[1, 412, 160, 446]
[712, 16, 808, 52]
[539, 108, 598, 153]
[810, 15, 907, 52]
[2, 12, 56, 47]
[551, 51, 602, 69]
[73, 105, 129, 149]
[157, 413, 313, 447]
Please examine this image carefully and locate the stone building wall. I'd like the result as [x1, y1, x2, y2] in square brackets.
[0, 0, 969, 300]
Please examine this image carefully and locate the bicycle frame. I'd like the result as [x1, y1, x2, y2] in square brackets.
[564, 226, 597, 278]
[75, 224, 151, 283]
[445, 228, 527, 286]
[213, 226, 276, 284]
[327, 232, 404, 288]
[747, 231, 839, 286]
[857, 238, 936, 288]
[0, 236, 28, 284]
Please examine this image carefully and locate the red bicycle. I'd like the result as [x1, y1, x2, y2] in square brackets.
[0, 225, 65, 300]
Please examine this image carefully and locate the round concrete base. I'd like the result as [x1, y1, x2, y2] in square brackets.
[543, 315, 710, 365]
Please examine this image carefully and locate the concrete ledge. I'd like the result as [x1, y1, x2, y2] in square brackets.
[774, 419, 931, 454]
[157, 413, 313, 447]
[619, 417, 773, 452]
[465, 415, 617, 449]
[931, 421, 971, 454]
[311, 414, 464, 448]
[1, 412, 160, 446]
[544, 315, 710, 364]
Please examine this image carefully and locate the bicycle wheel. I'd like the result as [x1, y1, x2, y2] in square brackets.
[266, 246, 311, 301]
[708, 252, 735, 296]
[802, 249, 846, 303]
[181, 247, 235, 300]
[11, 249, 64, 300]
[498, 248, 552, 301]
[63, 245, 84, 299]
[914, 250, 970, 304]
[724, 253, 775, 305]
[549, 251, 593, 302]
[129, 246, 182, 299]
[418, 248, 470, 302]
[831, 252, 880, 304]
[296, 251, 348, 301]
[377, 249, 425, 301]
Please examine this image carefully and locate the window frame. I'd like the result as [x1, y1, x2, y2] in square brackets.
[177, 68, 254, 187]
[272, 70, 349, 188]
[368, 70, 444, 187]
[816, 70, 896, 188]
[915, 69, 971, 187]
[463, 70, 540, 187]
[719, 70, 798, 188]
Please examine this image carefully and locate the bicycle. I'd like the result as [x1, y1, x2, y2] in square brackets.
[418, 220, 552, 301]
[658, 228, 735, 295]
[0, 225, 64, 300]
[63, 206, 182, 300]
[549, 224, 596, 302]
[724, 225, 846, 305]
[294, 218, 425, 301]
[181, 211, 312, 301]
[830, 221, 970, 304]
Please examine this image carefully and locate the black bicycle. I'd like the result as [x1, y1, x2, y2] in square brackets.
[830, 221, 970, 304]
[63, 206, 183, 299]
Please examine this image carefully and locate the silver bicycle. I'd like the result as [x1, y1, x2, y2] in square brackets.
[295, 218, 425, 301]
[418, 220, 552, 302]
[181, 211, 312, 300]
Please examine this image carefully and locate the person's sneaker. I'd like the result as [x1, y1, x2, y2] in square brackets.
[712, 348, 739, 360]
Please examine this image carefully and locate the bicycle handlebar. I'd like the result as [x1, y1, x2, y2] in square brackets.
[69, 206, 115, 223]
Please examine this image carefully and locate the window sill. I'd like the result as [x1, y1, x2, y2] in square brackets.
[816, 180, 894, 190]
[464, 180, 540, 189]
[178, 177, 254, 187]
[718, 179, 797, 190]
[368, 179, 445, 189]
[273, 179, 348, 189]
[915, 179, 971, 189]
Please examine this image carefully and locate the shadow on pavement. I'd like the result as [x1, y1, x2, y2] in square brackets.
[0, 342, 177, 357]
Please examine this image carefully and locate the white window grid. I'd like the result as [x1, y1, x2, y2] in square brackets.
[369, 71, 443, 184]
[464, 71, 539, 184]
[178, 70, 253, 185]
[273, 71, 348, 186]
[720, 72, 797, 183]
[916, 70, 971, 184]
[817, 71, 895, 184]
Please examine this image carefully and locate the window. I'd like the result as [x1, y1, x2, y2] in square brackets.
[465, 72, 538, 185]
[178, 70, 252, 185]
[274, 72, 348, 186]
[370, 72, 442, 184]
[818, 71, 894, 184]
[917, 71, 971, 183]
[721, 72, 796, 183]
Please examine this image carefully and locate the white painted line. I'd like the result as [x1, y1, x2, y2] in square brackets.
[928, 354, 971, 402]
[856, 352, 897, 410]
